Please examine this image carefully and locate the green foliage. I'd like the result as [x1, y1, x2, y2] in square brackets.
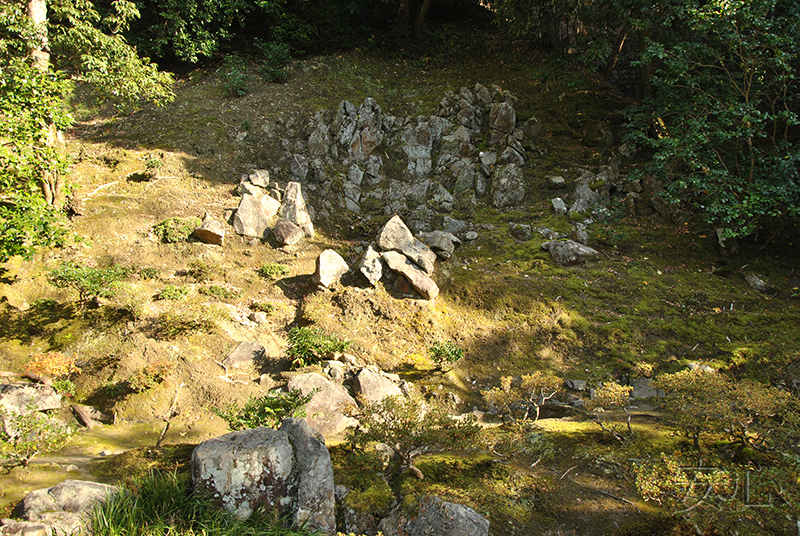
[219, 54, 250, 98]
[153, 217, 201, 243]
[482, 371, 562, 421]
[347, 395, 481, 475]
[157, 284, 190, 301]
[51, 378, 77, 398]
[138, 267, 161, 280]
[427, 340, 464, 370]
[586, 381, 633, 439]
[257, 263, 290, 279]
[285, 326, 351, 369]
[250, 301, 275, 313]
[212, 389, 315, 430]
[198, 284, 240, 300]
[0, 405, 75, 466]
[127, 361, 175, 392]
[256, 40, 292, 83]
[92, 471, 313, 536]
[625, 0, 800, 236]
[47, 262, 131, 306]
[187, 259, 218, 282]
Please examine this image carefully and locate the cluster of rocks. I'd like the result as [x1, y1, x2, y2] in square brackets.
[313, 214, 460, 300]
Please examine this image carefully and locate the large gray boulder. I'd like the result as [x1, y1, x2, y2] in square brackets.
[191, 420, 336, 535]
[378, 495, 489, 536]
[542, 240, 599, 266]
[491, 164, 525, 208]
[377, 216, 436, 275]
[381, 251, 439, 300]
[224, 342, 266, 370]
[233, 190, 281, 238]
[279, 182, 315, 237]
[313, 249, 349, 288]
[489, 101, 515, 145]
[419, 231, 461, 260]
[273, 218, 304, 246]
[286, 373, 358, 437]
[10, 479, 117, 536]
[353, 369, 403, 404]
[0, 384, 61, 414]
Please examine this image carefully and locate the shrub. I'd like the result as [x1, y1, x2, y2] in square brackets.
[198, 284, 240, 300]
[25, 351, 81, 379]
[187, 259, 219, 282]
[51, 378, 77, 398]
[427, 340, 464, 370]
[482, 372, 562, 422]
[256, 40, 292, 83]
[347, 395, 480, 478]
[128, 361, 175, 392]
[286, 326, 351, 369]
[250, 301, 275, 313]
[212, 389, 315, 430]
[0, 404, 76, 466]
[157, 284, 190, 301]
[586, 381, 633, 440]
[153, 217, 201, 243]
[257, 263, 290, 279]
[47, 262, 131, 307]
[139, 267, 161, 280]
[219, 54, 250, 97]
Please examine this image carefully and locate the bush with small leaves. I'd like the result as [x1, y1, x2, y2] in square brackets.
[250, 301, 275, 313]
[586, 382, 633, 440]
[187, 259, 219, 282]
[128, 361, 175, 392]
[25, 351, 81, 379]
[198, 284, 240, 300]
[0, 404, 76, 466]
[257, 263, 290, 279]
[153, 217, 201, 243]
[286, 326, 351, 369]
[47, 262, 131, 307]
[482, 371, 562, 422]
[219, 54, 250, 97]
[157, 284, 190, 301]
[427, 340, 464, 370]
[139, 267, 161, 280]
[212, 389, 315, 430]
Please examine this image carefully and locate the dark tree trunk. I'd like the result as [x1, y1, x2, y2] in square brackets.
[414, 0, 432, 32]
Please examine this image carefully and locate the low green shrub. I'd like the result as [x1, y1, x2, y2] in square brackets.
[212, 389, 315, 430]
[0, 404, 76, 466]
[256, 41, 292, 83]
[219, 54, 250, 98]
[198, 284, 240, 300]
[139, 267, 161, 280]
[187, 259, 219, 282]
[128, 361, 175, 392]
[286, 326, 351, 369]
[257, 263, 290, 279]
[153, 217, 201, 243]
[427, 340, 464, 370]
[250, 301, 275, 313]
[157, 284, 190, 301]
[47, 262, 131, 307]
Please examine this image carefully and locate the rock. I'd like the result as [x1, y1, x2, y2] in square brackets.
[378, 495, 489, 536]
[551, 197, 567, 215]
[442, 216, 469, 236]
[377, 216, 437, 275]
[491, 164, 525, 208]
[381, 251, 440, 300]
[273, 218, 305, 246]
[565, 379, 587, 391]
[279, 182, 315, 237]
[290, 154, 309, 181]
[192, 213, 226, 245]
[572, 223, 589, 245]
[542, 240, 599, 266]
[509, 224, 533, 241]
[546, 175, 566, 189]
[0, 384, 61, 414]
[0, 520, 50, 536]
[313, 250, 349, 288]
[687, 363, 716, 373]
[630, 378, 664, 399]
[286, 373, 358, 438]
[716, 228, 738, 257]
[489, 101, 516, 145]
[323, 361, 347, 383]
[233, 191, 281, 239]
[343, 507, 378, 536]
[191, 422, 335, 534]
[353, 369, 403, 404]
[13, 480, 116, 536]
[569, 173, 603, 216]
[464, 231, 478, 241]
[358, 246, 383, 286]
[246, 169, 270, 188]
[224, 342, 266, 370]
[744, 274, 775, 294]
[418, 231, 461, 260]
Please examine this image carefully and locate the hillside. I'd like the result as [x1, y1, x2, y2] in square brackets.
[1, 36, 799, 536]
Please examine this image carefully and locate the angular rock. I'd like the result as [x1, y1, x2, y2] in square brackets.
[491, 164, 525, 208]
[551, 197, 567, 214]
[542, 240, 599, 266]
[419, 231, 461, 260]
[442, 216, 469, 235]
[192, 213, 226, 245]
[745, 274, 776, 294]
[224, 342, 266, 370]
[353, 369, 403, 404]
[377, 215, 437, 275]
[509, 224, 533, 241]
[286, 373, 358, 438]
[546, 175, 566, 189]
[358, 246, 383, 286]
[0, 384, 61, 414]
[233, 191, 281, 239]
[378, 495, 489, 536]
[630, 378, 664, 399]
[246, 169, 270, 188]
[313, 249, 349, 288]
[381, 251, 439, 300]
[273, 218, 304, 246]
[565, 379, 587, 391]
[279, 182, 315, 237]
[489, 101, 516, 145]
[14, 479, 117, 536]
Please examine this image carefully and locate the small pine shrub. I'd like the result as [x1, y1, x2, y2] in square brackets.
[127, 361, 174, 392]
[187, 259, 218, 282]
[198, 284, 240, 300]
[250, 301, 275, 313]
[219, 54, 250, 97]
[427, 340, 464, 370]
[157, 284, 190, 301]
[212, 389, 315, 430]
[47, 262, 131, 306]
[286, 326, 352, 369]
[256, 41, 292, 83]
[257, 263, 290, 279]
[0, 404, 76, 466]
[139, 267, 161, 280]
[153, 217, 201, 243]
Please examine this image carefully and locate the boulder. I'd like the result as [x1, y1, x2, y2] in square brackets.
[313, 250, 349, 288]
[551, 197, 567, 215]
[273, 218, 304, 246]
[0, 384, 61, 414]
[378, 495, 489, 536]
[489, 101, 516, 145]
[509, 224, 533, 242]
[279, 182, 314, 237]
[418, 231, 460, 260]
[245, 169, 270, 188]
[224, 342, 266, 370]
[491, 164, 525, 208]
[381, 251, 439, 300]
[192, 213, 226, 245]
[358, 246, 383, 286]
[233, 191, 281, 239]
[191, 421, 336, 535]
[353, 369, 403, 404]
[286, 373, 358, 437]
[542, 240, 599, 266]
[12, 480, 117, 536]
[377, 216, 436, 274]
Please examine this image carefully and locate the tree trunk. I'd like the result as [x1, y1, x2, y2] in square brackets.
[27, 0, 49, 71]
[398, 0, 410, 26]
[414, 0, 432, 32]
[602, 23, 629, 80]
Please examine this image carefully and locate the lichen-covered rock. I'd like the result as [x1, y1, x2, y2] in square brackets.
[419, 231, 461, 260]
[273, 218, 304, 246]
[358, 246, 383, 286]
[279, 182, 314, 237]
[224, 342, 266, 370]
[313, 249, 349, 288]
[489, 101, 516, 145]
[491, 164, 525, 208]
[377, 215, 436, 275]
[353, 368, 403, 404]
[286, 373, 358, 437]
[233, 191, 280, 238]
[192, 213, 226, 245]
[381, 251, 439, 300]
[542, 240, 599, 266]
[378, 495, 489, 536]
